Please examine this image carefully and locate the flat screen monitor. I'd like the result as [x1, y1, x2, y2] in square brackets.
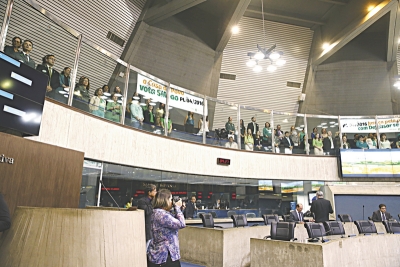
[281, 181, 304, 194]
[308, 191, 317, 205]
[258, 180, 273, 191]
[0, 52, 48, 136]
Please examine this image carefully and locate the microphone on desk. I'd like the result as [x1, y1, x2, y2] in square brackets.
[363, 205, 365, 220]
[99, 180, 121, 210]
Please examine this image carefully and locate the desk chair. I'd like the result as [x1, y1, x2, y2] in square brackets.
[338, 214, 353, 223]
[197, 212, 206, 219]
[210, 211, 217, 218]
[231, 214, 248, 227]
[264, 222, 296, 241]
[354, 220, 377, 234]
[227, 211, 237, 218]
[199, 213, 223, 228]
[382, 220, 400, 234]
[305, 222, 326, 239]
[323, 221, 345, 236]
[262, 214, 279, 225]
[246, 213, 256, 218]
[282, 215, 291, 222]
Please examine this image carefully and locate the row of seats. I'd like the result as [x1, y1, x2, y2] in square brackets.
[268, 220, 400, 242]
[197, 211, 256, 219]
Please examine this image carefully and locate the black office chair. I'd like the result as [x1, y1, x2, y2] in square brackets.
[246, 213, 256, 218]
[264, 222, 296, 241]
[282, 215, 291, 222]
[338, 214, 353, 223]
[197, 212, 206, 219]
[354, 220, 377, 234]
[227, 211, 237, 218]
[199, 213, 223, 228]
[305, 222, 326, 239]
[323, 221, 345, 236]
[382, 220, 400, 234]
[231, 214, 248, 227]
[262, 214, 279, 225]
[210, 211, 217, 218]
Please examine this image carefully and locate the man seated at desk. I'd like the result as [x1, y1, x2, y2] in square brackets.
[289, 203, 305, 224]
[372, 204, 393, 222]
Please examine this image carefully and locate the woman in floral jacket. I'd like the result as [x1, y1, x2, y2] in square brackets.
[148, 189, 186, 267]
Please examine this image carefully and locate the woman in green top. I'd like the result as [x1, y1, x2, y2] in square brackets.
[299, 128, 306, 150]
[313, 133, 323, 155]
[262, 122, 272, 147]
[244, 129, 254, 151]
[89, 88, 106, 118]
[161, 113, 172, 135]
[105, 93, 122, 122]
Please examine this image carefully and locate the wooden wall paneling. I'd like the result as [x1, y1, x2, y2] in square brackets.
[0, 132, 84, 217]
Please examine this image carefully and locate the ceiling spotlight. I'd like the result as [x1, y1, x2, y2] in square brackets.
[267, 65, 277, 72]
[246, 59, 257, 67]
[253, 64, 263, 72]
[254, 51, 265, 60]
[322, 43, 330, 50]
[276, 59, 286, 66]
[231, 25, 239, 34]
[368, 5, 375, 12]
[269, 52, 281, 61]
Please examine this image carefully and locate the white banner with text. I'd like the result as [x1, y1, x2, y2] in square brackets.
[341, 118, 400, 133]
[136, 74, 205, 115]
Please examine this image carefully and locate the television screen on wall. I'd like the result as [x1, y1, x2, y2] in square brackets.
[258, 180, 273, 191]
[308, 191, 317, 205]
[0, 52, 48, 136]
[339, 149, 400, 178]
[281, 181, 304, 194]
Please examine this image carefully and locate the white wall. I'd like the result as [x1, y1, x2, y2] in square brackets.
[28, 101, 341, 181]
[214, 17, 313, 129]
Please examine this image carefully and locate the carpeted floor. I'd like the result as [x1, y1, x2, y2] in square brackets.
[181, 262, 205, 267]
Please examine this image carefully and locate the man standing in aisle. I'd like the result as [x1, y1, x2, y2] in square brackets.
[138, 184, 157, 242]
[185, 196, 198, 219]
[310, 191, 333, 223]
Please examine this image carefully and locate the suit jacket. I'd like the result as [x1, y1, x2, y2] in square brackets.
[371, 210, 392, 222]
[137, 196, 153, 241]
[4, 46, 19, 59]
[143, 109, 155, 124]
[323, 136, 335, 151]
[36, 64, 61, 98]
[15, 51, 35, 68]
[185, 201, 196, 219]
[0, 193, 11, 232]
[289, 210, 304, 222]
[310, 198, 333, 223]
[281, 137, 293, 148]
[247, 122, 259, 135]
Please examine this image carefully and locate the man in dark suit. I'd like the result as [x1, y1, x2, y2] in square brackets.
[0, 193, 11, 232]
[15, 40, 35, 68]
[310, 191, 333, 223]
[185, 196, 197, 219]
[4, 36, 22, 59]
[372, 204, 393, 222]
[247, 117, 259, 139]
[36, 55, 61, 99]
[281, 131, 294, 153]
[289, 203, 305, 224]
[137, 184, 157, 242]
[322, 131, 336, 155]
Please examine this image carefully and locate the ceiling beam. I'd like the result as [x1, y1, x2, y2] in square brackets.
[387, 1, 400, 62]
[313, 0, 395, 66]
[215, 0, 252, 52]
[317, 0, 347, 5]
[143, 0, 206, 25]
[246, 8, 326, 26]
